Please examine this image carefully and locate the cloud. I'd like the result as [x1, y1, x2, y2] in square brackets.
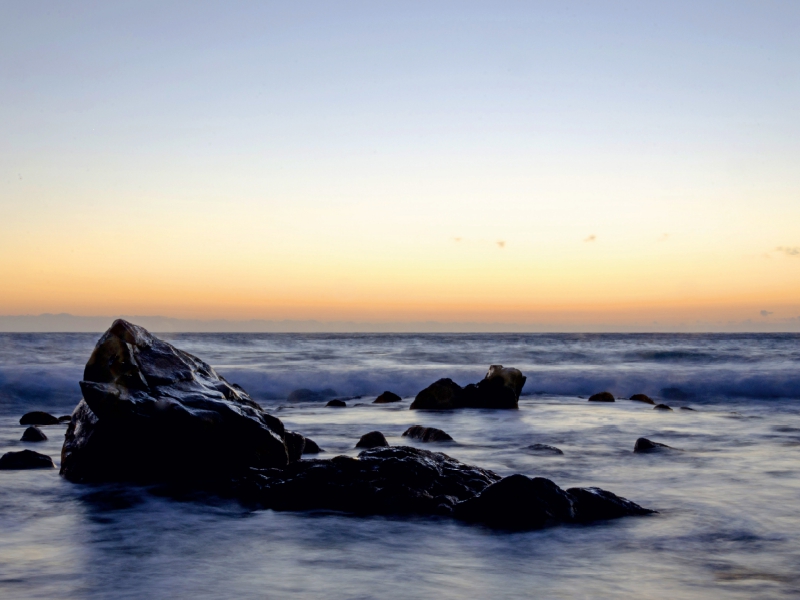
[760, 310, 773, 317]
[497, 241, 506, 248]
[584, 235, 596, 242]
[777, 246, 800, 256]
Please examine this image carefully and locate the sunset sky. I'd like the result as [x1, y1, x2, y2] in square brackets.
[1, 1, 799, 330]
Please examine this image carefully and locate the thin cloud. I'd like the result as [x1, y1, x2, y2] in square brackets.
[584, 235, 596, 242]
[777, 246, 800, 256]
[760, 310, 773, 317]
[497, 241, 506, 248]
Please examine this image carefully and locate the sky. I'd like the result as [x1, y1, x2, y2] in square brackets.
[1, 1, 799, 330]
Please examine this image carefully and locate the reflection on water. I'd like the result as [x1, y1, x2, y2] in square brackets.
[0, 334, 799, 598]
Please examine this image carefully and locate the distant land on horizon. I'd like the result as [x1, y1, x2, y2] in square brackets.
[1, 313, 799, 334]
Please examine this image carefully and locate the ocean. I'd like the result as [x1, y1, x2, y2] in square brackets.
[1, 332, 799, 599]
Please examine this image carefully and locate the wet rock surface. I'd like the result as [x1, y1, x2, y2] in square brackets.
[630, 394, 655, 405]
[410, 366, 526, 410]
[355, 431, 389, 448]
[588, 392, 615, 402]
[60, 319, 292, 483]
[20, 411, 59, 426]
[634, 437, 673, 453]
[21, 426, 48, 442]
[374, 391, 402, 404]
[0, 449, 55, 470]
[402, 425, 454, 442]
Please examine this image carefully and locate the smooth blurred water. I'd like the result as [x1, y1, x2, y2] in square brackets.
[1, 333, 799, 598]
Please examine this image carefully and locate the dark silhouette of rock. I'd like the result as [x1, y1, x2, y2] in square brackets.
[653, 403, 673, 411]
[411, 366, 526, 410]
[680, 406, 696, 411]
[661, 387, 692, 400]
[60, 319, 293, 484]
[630, 394, 655, 405]
[0, 449, 55, 470]
[374, 391, 402, 404]
[410, 378, 463, 410]
[20, 411, 59, 426]
[524, 443, 564, 455]
[567, 487, 656, 522]
[302, 438, 322, 454]
[284, 431, 307, 462]
[588, 392, 615, 402]
[355, 431, 389, 448]
[326, 399, 346, 407]
[58, 415, 72, 423]
[402, 425, 453, 442]
[21, 426, 47, 442]
[287, 388, 338, 402]
[634, 437, 672, 453]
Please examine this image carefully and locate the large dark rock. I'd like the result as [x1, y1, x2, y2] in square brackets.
[355, 431, 389, 448]
[410, 366, 526, 410]
[60, 319, 292, 484]
[0, 449, 55, 470]
[402, 425, 453, 442]
[374, 391, 402, 404]
[21, 426, 48, 442]
[630, 394, 655, 405]
[633, 437, 673, 453]
[243, 446, 501, 516]
[20, 411, 59, 426]
[588, 392, 615, 402]
[567, 487, 656, 522]
[302, 438, 322, 454]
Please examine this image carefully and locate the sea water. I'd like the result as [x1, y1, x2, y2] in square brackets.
[0, 332, 799, 599]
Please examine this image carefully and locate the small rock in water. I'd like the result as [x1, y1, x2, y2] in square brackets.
[588, 392, 615, 402]
[567, 487, 656, 522]
[402, 425, 453, 442]
[630, 394, 655, 405]
[0, 449, 55, 470]
[19, 411, 59, 426]
[356, 431, 389, 448]
[57, 415, 72, 423]
[374, 391, 402, 404]
[287, 388, 338, 402]
[302, 438, 322, 454]
[653, 403, 673, 411]
[634, 437, 672, 453]
[21, 426, 47, 442]
[326, 399, 347, 407]
[524, 443, 564, 455]
[680, 406, 696, 411]
[410, 378, 463, 410]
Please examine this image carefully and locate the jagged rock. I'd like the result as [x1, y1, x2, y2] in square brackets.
[634, 437, 672, 453]
[20, 411, 59, 426]
[244, 446, 501, 515]
[653, 403, 673, 411]
[374, 391, 402, 404]
[0, 449, 55, 470]
[630, 394, 655, 405]
[524, 443, 564, 455]
[326, 399, 346, 407]
[402, 425, 453, 442]
[287, 388, 338, 402]
[21, 426, 47, 442]
[567, 487, 656, 522]
[58, 415, 72, 423]
[60, 319, 292, 484]
[302, 438, 322, 454]
[355, 431, 389, 448]
[410, 366, 526, 410]
[588, 392, 615, 402]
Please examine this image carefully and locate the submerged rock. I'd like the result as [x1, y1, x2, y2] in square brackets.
[326, 399, 347, 408]
[60, 319, 293, 484]
[20, 411, 59, 426]
[634, 437, 672, 453]
[0, 449, 55, 470]
[653, 403, 673, 411]
[680, 406, 696, 411]
[355, 431, 389, 448]
[588, 392, 615, 402]
[287, 388, 338, 402]
[524, 443, 564, 455]
[21, 426, 48, 442]
[410, 366, 526, 410]
[630, 394, 655, 405]
[402, 425, 453, 442]
[374, 391, 402, 404]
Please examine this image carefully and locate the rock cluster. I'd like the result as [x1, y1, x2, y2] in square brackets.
[410, 366, 526, 410]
